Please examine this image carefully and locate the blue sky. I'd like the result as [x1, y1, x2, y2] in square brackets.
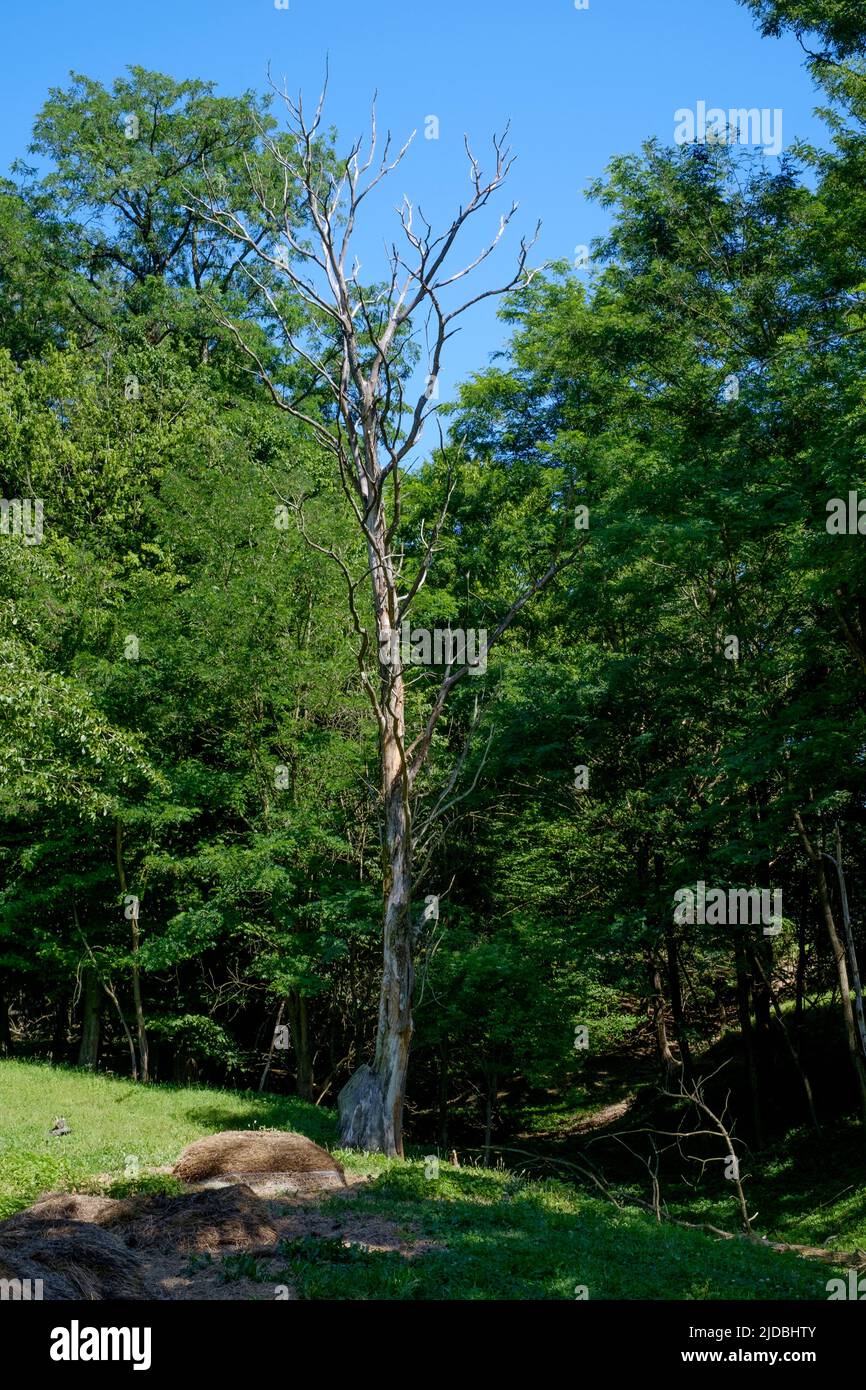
[0, 0, 827, 399]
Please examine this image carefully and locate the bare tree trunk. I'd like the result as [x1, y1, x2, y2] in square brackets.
[374, 718, 414, 1154]
[664, 924, 693, 1085]
[339, 680, 413, 1155]
[832, 827, 866, 1061]
[116, 821, 149, 1084]
[77, 965, 101, 1070]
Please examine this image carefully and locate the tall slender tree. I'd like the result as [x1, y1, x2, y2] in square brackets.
[199, 77, 579, 1153]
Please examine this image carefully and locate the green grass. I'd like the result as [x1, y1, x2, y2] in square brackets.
[0, 1057, 337, 1217]
[0, 1059, 845, 1299]
[276, 1165, 834, 1300]
[218, 1252, 269, 1284]
[661, 1117, 866, 1252]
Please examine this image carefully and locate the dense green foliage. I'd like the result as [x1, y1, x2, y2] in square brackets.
[1, 2, 866, 1255]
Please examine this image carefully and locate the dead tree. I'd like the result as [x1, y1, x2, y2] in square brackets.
[193, 74, 581, 1154]
[589, 1065, 755, 1234]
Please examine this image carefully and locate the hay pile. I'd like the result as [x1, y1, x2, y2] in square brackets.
[171, 1129, 346, 1193]
[0, 1184, 280, 1298]
[0, 1214, 151, 1300]
[0, 1128, 348, 1298]
[16, 1185, 278, 1255]
[121, 1184, 278, 1253]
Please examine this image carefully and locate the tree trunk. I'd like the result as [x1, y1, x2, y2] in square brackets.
[339, 585, 413, 1157]
[130, 916, 149, 1083]
[795, 812, 866, 1128]
[750, 946, 819, 1132]
[287, 991, 314, 1100]
[77, 966, 101, 1070]
[0, 980, 12, 1055]
[645, 949, 679, 1077]
[814, 858, 866, 1122]
[99, 974, 138, 1081]
[338, 798, 413, 1153]
[50, 996, 68, 1063]
[438, 1044, 450, 1149]
[116, 820, 149, 1084]
[795, 872, 808, 1027]
[833, 827, 866, 1062]
[483, 1069, 497, 1165]
[664, 923, 693, 1085]
[258, 999, 285, 1094]
[734, 936, 763, 1147]
[751, 937, 772, 1040]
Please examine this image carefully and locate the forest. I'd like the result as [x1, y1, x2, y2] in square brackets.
[1, 0, 866, 1313]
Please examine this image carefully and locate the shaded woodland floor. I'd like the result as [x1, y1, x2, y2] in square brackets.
[0, 1059, 856, 1300]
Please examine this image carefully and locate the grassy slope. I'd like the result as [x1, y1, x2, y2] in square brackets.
[0, 1058, 334, 1216]
[0, 1059, 839, 1300]
[663, 1118, 866, 1253]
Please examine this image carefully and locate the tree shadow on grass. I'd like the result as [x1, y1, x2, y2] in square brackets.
[276, 1169, 834, 1301]
[179, 1096, 337, 1148]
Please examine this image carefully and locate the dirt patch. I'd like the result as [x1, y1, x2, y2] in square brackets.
[567, 1096, 636, 1134]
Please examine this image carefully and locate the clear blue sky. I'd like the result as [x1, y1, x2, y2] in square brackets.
[1, 0, 826, 399]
